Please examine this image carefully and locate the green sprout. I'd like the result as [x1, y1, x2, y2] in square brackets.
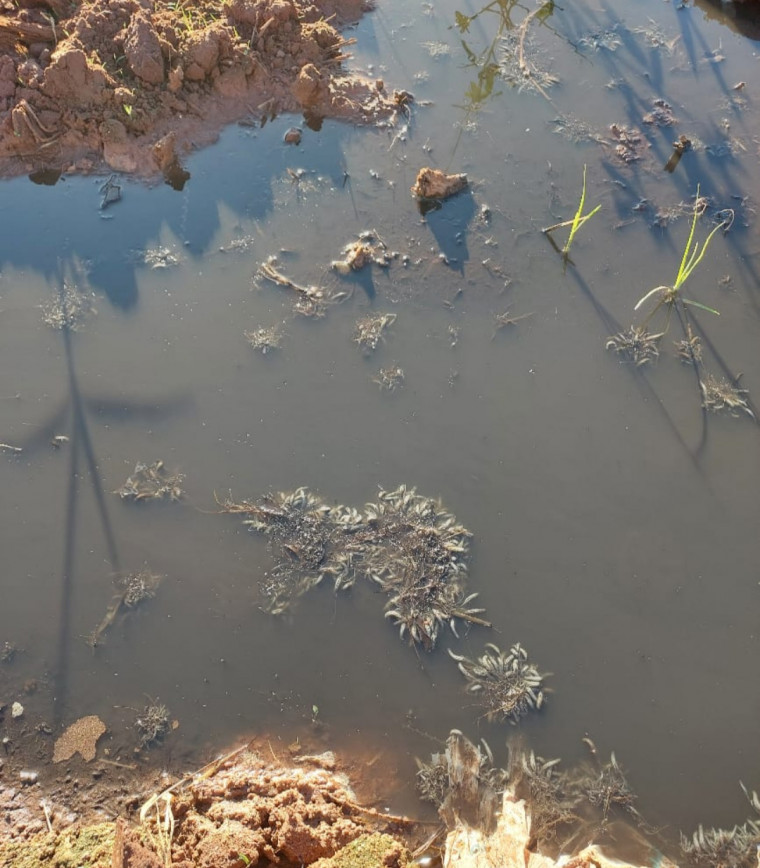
[542, 165, 601, 259]
[634, 186, 727, 323]
[123, 104, 133, 117]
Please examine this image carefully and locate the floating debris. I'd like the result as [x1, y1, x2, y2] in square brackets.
[609, 124, 647, 164]
[1, 642, 17, 663]
[87, 569, 163, 648]
[353, 313, 397, 355]
[513, 750, 578, 844]
[417, 731, 506, 818]
[331, 232, 392, 275]
[577, 27, 621, 53]
[136, 702, 170, 749]
[700, 374, 753, 418]
[373, 366, 405, 392]
[605, 326, 662, 367]
[493, 310, 533, 338]
[681, 823, 760, 868]
[220, 485, 488, 648]
[245, 325, 284, 354]
[421, 41, 451, 59]
[448, 642, 548, 724]
[642, 98, 676, 127]
[53, 715, 107, 763]
[581, 752, 641, 823]
[41, 281, 96, 331]
[11, 702, 24, 719]
[142, 246, 180, 269]
[411, 167, 468, 200]
[258, 257, 346, 319]
[416, 751, 450, 807]
[674, 335, 703, 366]
[115, 461, 184, 502]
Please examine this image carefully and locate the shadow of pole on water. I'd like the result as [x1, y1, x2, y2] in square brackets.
[53, 285, 122, 725]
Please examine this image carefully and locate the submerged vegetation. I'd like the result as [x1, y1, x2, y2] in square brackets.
[114, 460, 185, 502]
[220, 485, 490, 649]
[449, 642, 549, 723]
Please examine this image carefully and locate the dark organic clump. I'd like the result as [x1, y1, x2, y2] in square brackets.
[136, 702, 170, 749]
[449, 642, 549, 723]
[220, 485, 488, 649]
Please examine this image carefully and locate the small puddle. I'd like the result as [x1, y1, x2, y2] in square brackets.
[1, 0, 760, 858]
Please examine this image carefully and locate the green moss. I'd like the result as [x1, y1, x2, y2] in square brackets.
[315, 832, 410, 868]
[0, 821, 115, 868]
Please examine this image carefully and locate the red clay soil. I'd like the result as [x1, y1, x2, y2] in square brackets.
[0, 0, 399, 179]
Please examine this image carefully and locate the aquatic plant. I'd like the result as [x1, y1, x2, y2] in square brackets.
[449, 641, 548, 723]
[245, 324, 283, 354]
[605, 325, 662, 367]
[634, 187, 728, 326]
[353, 313, 397, 355]
[136, 701, 171, 748]
[542, 165, 601, 259]
[373, 365, 405, 392]
[220, 485, 489, 647]
[580, 752, 641, 824]
[114, 460, 184, 502]
[513, 750, 579, 843]
[700, 374, 753, 419]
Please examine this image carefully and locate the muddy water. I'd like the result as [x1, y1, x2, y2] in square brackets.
[1, 0, 760, 847]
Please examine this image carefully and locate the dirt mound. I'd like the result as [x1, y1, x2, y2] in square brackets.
[0, 0, 398, 179]
[0, 742, 416, 868]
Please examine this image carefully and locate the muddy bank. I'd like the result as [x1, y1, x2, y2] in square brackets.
[0, 0, 399, 179]
[0, 738, 416, 867]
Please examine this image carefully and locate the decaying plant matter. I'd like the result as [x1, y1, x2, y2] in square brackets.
[257, 257, 349, 319]
[353, 313, 397, 354]
[114, 460, 184, 502]
[373, 365, 405, 391]
[136, 701, 171, 749]
[448, 642, 549, 723]
[219, 485, 490, 649]
[245, 324, 284, 354]
[87, 569, 163, 648]
[605, 326, 663, 367]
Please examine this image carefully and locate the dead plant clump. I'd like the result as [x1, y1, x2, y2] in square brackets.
[353, 312, 397, 354]
[219, 484, 489, 649]
[245, 323, 284, 354]
[115, 460, 184, 502]
[0, 0, 402, 178]
[373, 365, 405, 391]
[448, 642, 549, 724]
[136, 701, 171, 748]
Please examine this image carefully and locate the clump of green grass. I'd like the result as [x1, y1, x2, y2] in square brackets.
[634, 185, 727, 328]
[542, 165, 601, 260]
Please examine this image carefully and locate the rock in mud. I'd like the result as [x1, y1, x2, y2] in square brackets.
[411, 167, 468, 200]
[42, 47, 107, 103]
[292, 62, 329, 108]
[124, 12, 165, 85]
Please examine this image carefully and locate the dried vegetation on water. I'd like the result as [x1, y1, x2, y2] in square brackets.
[219, 484, 490, 650]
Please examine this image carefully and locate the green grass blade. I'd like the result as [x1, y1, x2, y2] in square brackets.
[675, 185, 701, 288]
[682, 298, 720, 316]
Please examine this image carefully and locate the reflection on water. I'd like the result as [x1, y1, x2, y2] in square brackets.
[1, 0, 760, 851]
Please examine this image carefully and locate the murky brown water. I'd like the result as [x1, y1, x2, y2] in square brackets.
[2, 0, 760, 850]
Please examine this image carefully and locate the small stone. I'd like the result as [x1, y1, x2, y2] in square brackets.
[11, 701, 24, 719]
[283, 127, 302, 145]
